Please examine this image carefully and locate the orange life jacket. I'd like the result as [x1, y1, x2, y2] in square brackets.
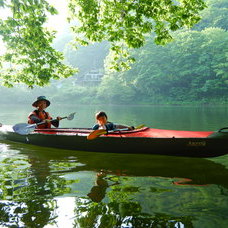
[28, 110, 52, 129]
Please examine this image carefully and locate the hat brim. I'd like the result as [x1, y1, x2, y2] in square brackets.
[32, 99, 50, 107]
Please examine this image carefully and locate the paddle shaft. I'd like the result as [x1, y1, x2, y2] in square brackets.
[105, 127, 129, 133]
[95, 127, 135, 136]
[87, 128, 129, 140]
[35, 116, 67, 127]
[87, 125, 145, 140]
[97, 124, 144, 135]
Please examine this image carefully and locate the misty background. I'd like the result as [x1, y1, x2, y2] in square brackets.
[0, 0, 227, 105]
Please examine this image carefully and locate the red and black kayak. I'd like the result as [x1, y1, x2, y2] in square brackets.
[0, 125, 227, 157]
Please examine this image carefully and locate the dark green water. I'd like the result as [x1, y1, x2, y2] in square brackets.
[0, 104, 228, 227]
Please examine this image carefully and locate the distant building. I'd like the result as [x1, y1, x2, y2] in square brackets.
[78, 69, 103, 86]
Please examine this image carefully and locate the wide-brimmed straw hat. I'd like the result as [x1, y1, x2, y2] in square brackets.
[32, 96, 51, 107]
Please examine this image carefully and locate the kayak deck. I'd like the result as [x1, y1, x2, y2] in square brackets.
[34, 127, 214, 138]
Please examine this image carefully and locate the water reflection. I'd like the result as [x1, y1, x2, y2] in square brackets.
[0, 143, 79, 227]
[0, 141, 228, 227]
[87, 171, 120, 203]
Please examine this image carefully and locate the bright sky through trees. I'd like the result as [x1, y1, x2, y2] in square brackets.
[46, 0, 68, 33]
[0, 0, 68, 52]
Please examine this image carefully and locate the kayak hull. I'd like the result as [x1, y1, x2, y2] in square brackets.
[0, 126, 227, 158]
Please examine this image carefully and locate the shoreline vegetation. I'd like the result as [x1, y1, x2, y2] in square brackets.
[0, 84, 227, 106]
[0, 90, 227, 106]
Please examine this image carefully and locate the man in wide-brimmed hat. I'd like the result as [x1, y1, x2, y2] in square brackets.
[32, 95, 51, 108]
[28, 96, 62, 129]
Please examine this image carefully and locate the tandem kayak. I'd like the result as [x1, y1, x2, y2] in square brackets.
[0, 125, 227, 157]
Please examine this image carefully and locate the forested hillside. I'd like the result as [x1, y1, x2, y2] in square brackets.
[97, 0, 228, 104]
[99, 28, 228, 104]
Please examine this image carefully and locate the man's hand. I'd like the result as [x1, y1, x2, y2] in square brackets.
[56, 116, 62, 121]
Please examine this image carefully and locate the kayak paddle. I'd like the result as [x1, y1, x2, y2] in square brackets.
[13, 112, 76, 135]
[87, 124, 145, 140]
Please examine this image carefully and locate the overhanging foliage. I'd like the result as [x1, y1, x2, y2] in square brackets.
[68, 0, 206, 71]
[0, 0, 76, 87]
[0, 0, 206, 87]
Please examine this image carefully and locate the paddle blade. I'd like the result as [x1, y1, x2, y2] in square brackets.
[13, 123, 36, 135]
[135, 124, 145, 129]
[67, 112, 76, 121]
[87, 129, 107, 140]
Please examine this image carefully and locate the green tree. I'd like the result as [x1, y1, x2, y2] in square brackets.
[68, 0, 206, 71]
[194, 0, 228, 31]
[0, 0, 76, 87]
[97, 73, 136, 103]
[0, 0, 206, 87]
[105, 27, 228, 103]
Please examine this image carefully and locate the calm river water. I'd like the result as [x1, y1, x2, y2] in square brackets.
[0, 104, 228, 227]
